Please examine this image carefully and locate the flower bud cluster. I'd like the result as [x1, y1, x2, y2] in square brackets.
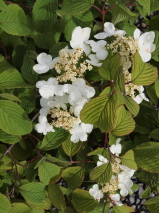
[89, 139, 135, 206]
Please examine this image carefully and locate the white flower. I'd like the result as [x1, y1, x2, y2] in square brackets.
[110, 194, 123, 206]
[94, 22, 126, 39]
[133, 86, 149, 104]
[110, 138, 122, 155]
[120, 165, 135, 177]
[97, 154, 108, 167]
[36, 77, 64, 99]
[39, 97, 53, 116]
[47, 94, 69, 110]
[35, 115, 55, 135]
[63, 78, 95, 105]
[86, 54, 102, 67]
[33, 53, 59, 74]
[85, 40, 108, 60]
[70, 122, 93, 143]
[70, 97, 88, 117]
[134, 28, 156, 62]
[89, 184, 104, 202]
[70, 26, 91, 55]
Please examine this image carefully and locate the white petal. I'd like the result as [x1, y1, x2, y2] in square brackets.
[39, 85, 54, 99]
[104, 22, 115, 34]
[114, 30, 126, 36]
[81, 123, 93, 133]
[110, 194, 120, 202]
[33, 64, 50, 74]
[82, 43, 91, 56]
[96, 49, 108, 60]
[134, 28, 141, 40]
[133, 95, 143, 104]
[86, 54, 102, 67]
[85, 40, 99, 52]
[36, 80, 46, 88]
[110, 144, 116, 154]
[139, 50, 151, 62]
[94, 32, 107, 39]
[37, 53, 52, 65]
[120, 187, 128, 196]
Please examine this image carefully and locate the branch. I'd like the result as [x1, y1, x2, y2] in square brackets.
[0, 144, 15, 160]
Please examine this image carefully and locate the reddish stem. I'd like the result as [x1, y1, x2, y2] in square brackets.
[29, 134, 40, 143]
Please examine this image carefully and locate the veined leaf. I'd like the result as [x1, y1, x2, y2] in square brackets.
[132, 52, 158, 85]
[145, 196, 159, 213]
[112, 205, 134, 213]
[0, 69, 33, 89]
[0, 4, 30, 36]
[62, 137, 83, 156]
[0, 130, 21, 144]
[48, 184, 66, 211]
[0, 193, 11, 213]
[0, 100, 32, 135]
[124, 96, 139, 116]
[19, 182, 45, 204]
[11, 203, 31, 213]
[0, 93, 21, 102]
[90, 163, 112, 184]
[155, 76, 159, 98]
[112, 105, 135, 136]
[57, 0, 94, 16]
[37, 128, 69, 150]
[136, 0, 150, 14]
[134, 142, 159, 173]
[81, 93, 117, 133]
[62, 167, 84, 190]
[72, 189, 98, 213]
[38, 160, 61, 185]
[121, 150, 137, 170]
[140, 186, 151, 199]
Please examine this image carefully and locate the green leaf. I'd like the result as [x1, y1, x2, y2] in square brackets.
[124, 96, 139, 116]
[149, 128, 159, 140]
[0, 100, 32, 135]
[21, 51, 38, 84]
[61, 10, 93, 41]
[149, 14, 159, 31]
[155, 76, 159, 98]
[37, 128, 69, 150]
[114, 66, 125, 93]
[0, 54, 14, 74]
[136, 0, 150, 14]
[112, 105, 135, 136]
[145, 196, 159, 213]
[0, 4, 30, 36]
[132, 52, 158, 85]
[117, 23, 136, 36]
[72, 189, 98, 213]
[0, 0, 7, 11]
[62, 137, 83, 156]
[90, 202, 110, 213]
[49, 42, 68, 58]
[19, 182, 45, 204]
[90, 163, 112, 184]
[48, 184, 66, 211]
[11, 203, 31, 213]
[62, 166, 84, 190]
[150, 0, 159, 12]
[81, 93, 117, 133]
[0, 193, 11, 213]
[98, 53, 120, 80]
[0, 69, 33, 89]
[121, 150, 137, 170]
[38, 160, 61, 185]
[0, 93, 21, 102]
[0, 130, 21, 144]
[112, 205, 134, 213]
[134, 142, 159, 172]
[140, 186, 151, 199]
[32, 0, 58, 32]
[57, 0, 94, 16]
[152, 31, 159, 61]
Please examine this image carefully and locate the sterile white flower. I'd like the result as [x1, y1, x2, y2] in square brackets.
[35, 115, 55, 135]
[89, 184, 104, 202]
[39, 97, 53, 116]
[47, 94, 69, 110]
[63, 78, 95, 105]
[133, 86, 149, 104]
[70, 26, 91, 55]
[86, 54, 102, 67]
[134, 28, 156, 62]
[33, 53, 59, 74]
[110, 194, 123, 206]
[85, 40, 108, 60]
[70, 122, 93, 143]
[70, 97, 88, 117]
[94, 22, 126, 39]
[110, 138, 122, 155]
[97, 154, 108, 167]
[36, 77, 64, 99]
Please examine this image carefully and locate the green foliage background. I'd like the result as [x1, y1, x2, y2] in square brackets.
[0, 0, 159, 212]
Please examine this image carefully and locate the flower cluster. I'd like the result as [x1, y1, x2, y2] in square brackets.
[89, 139, 135, 206]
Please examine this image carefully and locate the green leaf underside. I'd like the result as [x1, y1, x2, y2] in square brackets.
[0, 93, 21, 102]
[145, 196, 159, 213]
[72, 189, 98, 213]
[0, 100, 32, 135]
[62, 166, 84, 190]
[81, 93, 117, 133]
[11, 203, 31, 213]
[121, 150, 137, 170]
[112, 105, 135, 136]
[113, 205, 134, 213]
[48, 184, 66, 211]
[132, 52, 158, 85]
[124, 96, 139, 116]
[62, 137, 83, 156]
[0, 130, 21, 144]
[90, 163, 112, 184]
[0, 193, 11, 213]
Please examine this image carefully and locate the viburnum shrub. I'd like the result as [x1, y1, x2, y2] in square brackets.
[1, 0, 159, 212]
